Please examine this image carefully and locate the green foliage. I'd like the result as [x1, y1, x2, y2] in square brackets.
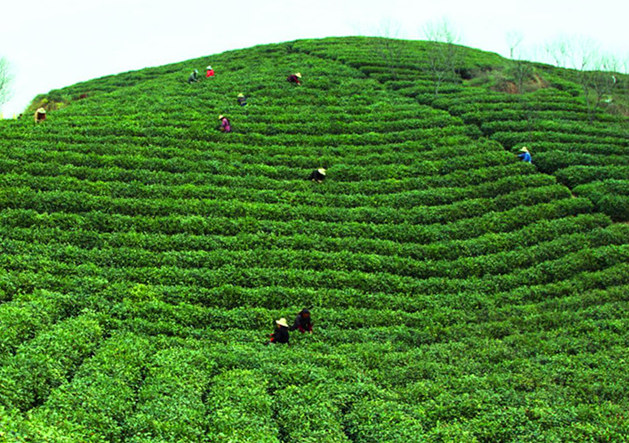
[344, 399, 426, 441]
[0, 36, 627, 440]
[574, 180, 629, 221]
[0, 314, 102, 412]
[205, 369, 279, 441]
[126, 347, 215, 441]
[274, 384, 349, 442]
[27, 332, 153, 441]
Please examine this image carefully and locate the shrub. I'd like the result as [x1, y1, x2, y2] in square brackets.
[0, 314, 102, 412]
[205, 369, 279, 442]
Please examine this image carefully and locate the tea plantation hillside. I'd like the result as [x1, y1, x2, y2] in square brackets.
[0, 37, 628, 441]
[294, 38, 629, 222]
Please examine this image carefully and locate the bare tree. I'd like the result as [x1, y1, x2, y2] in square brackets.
[372, 18, 404, 81]
[506, 31, 534, 93]
[376, 17, 402, 40]
[0, 56, 12, 107]
[546, 37, 621, 121]
[544, 37, 574, 68]
[422, 18, 462, 97]
[582, 54, 620, 120]
[506, 31, 524, 59]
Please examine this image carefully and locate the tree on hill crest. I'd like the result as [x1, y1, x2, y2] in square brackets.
[0, 56, 12, 109]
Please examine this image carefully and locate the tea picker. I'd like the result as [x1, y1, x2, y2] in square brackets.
[289, 308, 313, 334]
[518, 147, 532, 163]
[267, 318, 290, 345]
[308, 168, 326, 183]
[287, 72, 302, 85]
[188, 69, 199, 83]
[237, 93, 247, 106]
[218, 115, 231, 133]
[34, 107, 46, 123]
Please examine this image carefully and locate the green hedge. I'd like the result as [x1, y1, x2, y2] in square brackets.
[0, 314, 103, 412]
[205, 369, 279, 441]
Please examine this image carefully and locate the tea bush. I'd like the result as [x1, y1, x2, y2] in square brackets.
[0, 36, 627, 440]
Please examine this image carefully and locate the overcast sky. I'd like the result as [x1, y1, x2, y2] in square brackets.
[1, 0, 627, 116]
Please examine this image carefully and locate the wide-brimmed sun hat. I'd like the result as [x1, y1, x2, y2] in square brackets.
[317, 168, 326, 175]
[207, 65, 212, 70]
[218, 115, 224, 120]
[520, 147, 529, 153]
[295, 72, 302, 78]
[276, 318, 288, 327]
[237, 93, 245, 98]
[37, 107, 46, 113]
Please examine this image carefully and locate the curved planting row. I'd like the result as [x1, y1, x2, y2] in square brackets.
[0, 37, 628, 440]
[293, 38, 629, 221]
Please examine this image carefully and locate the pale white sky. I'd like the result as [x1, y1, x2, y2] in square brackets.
[1, 0, 627, 116]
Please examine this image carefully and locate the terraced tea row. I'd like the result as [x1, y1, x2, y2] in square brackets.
[292, 38, 629, 221]
[1, 37, 628, 440]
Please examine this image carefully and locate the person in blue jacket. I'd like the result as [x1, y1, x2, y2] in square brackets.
[518, 147, 532, 163]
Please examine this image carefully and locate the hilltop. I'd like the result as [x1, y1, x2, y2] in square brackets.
[0, 37, 628, 441]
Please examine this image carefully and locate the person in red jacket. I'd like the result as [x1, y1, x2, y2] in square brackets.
[218, 115, 231, 133]
[287, 72, 302, 85]
[206, 65, 215, 78]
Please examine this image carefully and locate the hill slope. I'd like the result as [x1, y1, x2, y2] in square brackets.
[0, 37, 628, 441]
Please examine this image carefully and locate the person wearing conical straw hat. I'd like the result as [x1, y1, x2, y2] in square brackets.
[517, 146, 532, 163]
[308, 168, 326, 183]
[287, 72, 302, 85]
[188, 69, 199, 83]
[237, 93, 247, 106]
[268, 318, 290, 344]
[34, 107, 46, 123]
[206, 65, 215, 78]
[218, 114, 231, 133]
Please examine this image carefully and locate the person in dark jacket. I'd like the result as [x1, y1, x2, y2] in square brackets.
[34, 107, 46, 123]
[289, 309, 313, 334]
[269, 318, 290, 344]
[308, 168, 326, 183]
[237, 93, 247, 106]
[287, 72, 302, 85]
[188, 69, 199, 83]
[518, 147, 532, 163]
[218, 115, 231, 133]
